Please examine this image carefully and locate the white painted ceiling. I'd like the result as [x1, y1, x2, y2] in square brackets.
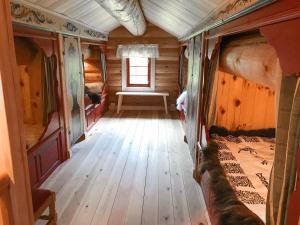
[25, 0, 120, 34]
[140, 0, 229, 38]
[24, 0, 230, 38]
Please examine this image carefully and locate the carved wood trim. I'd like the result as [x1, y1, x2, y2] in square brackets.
[215, 0, 261, 21]
[207, 2, 300, 39]
[10, 1, 108, 41]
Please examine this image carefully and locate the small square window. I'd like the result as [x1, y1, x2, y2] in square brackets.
[126, 57, 150, 87]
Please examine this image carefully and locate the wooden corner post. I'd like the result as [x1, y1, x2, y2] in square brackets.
[0, 0, 34, 224]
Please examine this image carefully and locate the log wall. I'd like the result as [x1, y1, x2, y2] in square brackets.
[107, 23, 180, 107]
[82, 45, 103, 84]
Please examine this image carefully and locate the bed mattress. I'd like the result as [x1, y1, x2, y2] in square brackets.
[211, 134, 275, 222]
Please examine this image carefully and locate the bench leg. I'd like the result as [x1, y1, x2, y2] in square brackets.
[47, 194, 57, 225]
[163, 96, 168, 114]
[117, 95, 123, 114]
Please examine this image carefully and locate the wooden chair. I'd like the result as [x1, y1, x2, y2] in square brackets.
[32, 189, 57, 225]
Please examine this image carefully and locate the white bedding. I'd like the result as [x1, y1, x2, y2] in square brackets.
[212, 134, 275, 222]
[176, 91, 187, 113]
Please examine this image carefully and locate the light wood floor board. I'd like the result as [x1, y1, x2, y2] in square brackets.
[36, 111, 210, 225]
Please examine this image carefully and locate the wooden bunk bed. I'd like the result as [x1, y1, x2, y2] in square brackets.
[189, 3, 300, 224]
[13, 27, 68, 188]
[199, 46, 278, 223]
[81, 42, 108, 131]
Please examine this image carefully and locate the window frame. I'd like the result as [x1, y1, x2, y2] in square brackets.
[121, 58, 155, 92]
[126, 58, 151, 87]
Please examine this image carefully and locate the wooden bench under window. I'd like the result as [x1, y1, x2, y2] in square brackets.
[116, 92, 169, 114]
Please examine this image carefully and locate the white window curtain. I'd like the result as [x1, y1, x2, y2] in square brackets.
[116, 44, 159, 59]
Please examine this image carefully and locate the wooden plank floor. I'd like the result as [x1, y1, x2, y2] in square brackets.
[37, 111, 210, 225]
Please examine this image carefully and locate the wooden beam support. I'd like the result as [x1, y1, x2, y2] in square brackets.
[95, 0, 146, 36]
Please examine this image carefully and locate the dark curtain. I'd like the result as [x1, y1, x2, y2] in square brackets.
[42, 54, 57, 125]
[179, 46, 186, 92]
[100, 49, 107, 82]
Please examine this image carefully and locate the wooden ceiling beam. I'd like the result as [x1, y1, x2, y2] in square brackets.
[95, 0, 146, 36]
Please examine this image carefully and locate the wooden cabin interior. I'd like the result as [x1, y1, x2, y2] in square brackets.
[0, 1, 300, 225]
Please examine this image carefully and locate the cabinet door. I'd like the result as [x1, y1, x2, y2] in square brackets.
[63, 36, 85, 146]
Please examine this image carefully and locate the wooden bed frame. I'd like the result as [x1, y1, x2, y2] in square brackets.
[197, 145, 300, 225]
[85, 83, 109, 131]
[82, 41, 109, 131]
[192, 1, 300, 224]
[13, 26, 68, 188]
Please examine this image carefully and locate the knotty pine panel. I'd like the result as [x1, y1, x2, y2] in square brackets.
[107, 23, 180, 107]
[15, 37, 44, 125]
[215, 71, 276, 130]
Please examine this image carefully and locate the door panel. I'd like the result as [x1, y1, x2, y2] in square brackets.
[186, 35, 202, 161]
[63, 36, 85, 146]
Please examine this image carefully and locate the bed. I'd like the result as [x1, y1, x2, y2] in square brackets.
[84, 82, 108, 130]
[198, 128, 275, 225]
[211, 133, 275, 222]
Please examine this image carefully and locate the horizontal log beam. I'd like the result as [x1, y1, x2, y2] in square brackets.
[95, 0, 146, 36]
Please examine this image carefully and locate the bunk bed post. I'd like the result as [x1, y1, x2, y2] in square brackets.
[194, 31, 208, 183]
[58, 33, 71, 153]
[0, 0, 34, 224]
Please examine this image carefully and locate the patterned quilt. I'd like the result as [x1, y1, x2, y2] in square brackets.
[211, 134, 275, 222]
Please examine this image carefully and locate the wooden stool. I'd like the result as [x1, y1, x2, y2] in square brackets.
[32, 189, 57, 225]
